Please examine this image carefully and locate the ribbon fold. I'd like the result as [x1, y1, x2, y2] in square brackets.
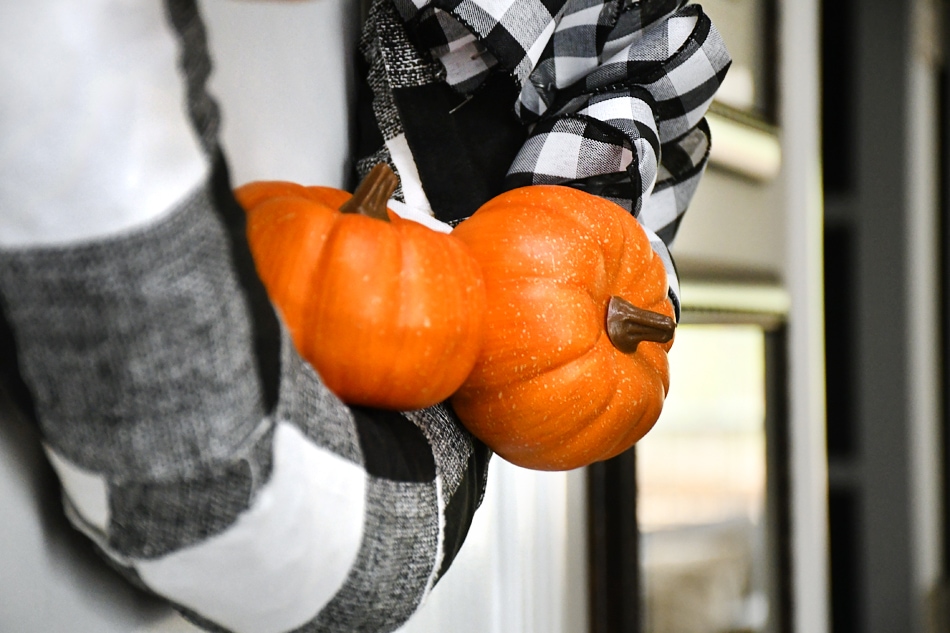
[357, 0, 732, 320]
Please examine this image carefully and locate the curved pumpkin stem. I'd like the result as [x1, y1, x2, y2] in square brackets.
[340, 163, 399, 221]
[606, 296, 675, 353]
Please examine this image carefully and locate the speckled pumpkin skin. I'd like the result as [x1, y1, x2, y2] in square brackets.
[236, 180, 487, 411]
[450, 185, 674, 471]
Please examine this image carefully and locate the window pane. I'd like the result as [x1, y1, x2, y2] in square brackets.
[638, 324, 770, 633]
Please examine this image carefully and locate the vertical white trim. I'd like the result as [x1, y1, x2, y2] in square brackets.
[394, 461, 587, 633]
[779, 1, 831, 632]
[491, 462, 531, 633]
[563, 467, 590, 633]
[906, 1, 943, 626]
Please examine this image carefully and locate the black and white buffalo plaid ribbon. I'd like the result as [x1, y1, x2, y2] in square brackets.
[358, 0, 730, 320]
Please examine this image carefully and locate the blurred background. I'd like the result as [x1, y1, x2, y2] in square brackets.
[2, 0, 949, 632]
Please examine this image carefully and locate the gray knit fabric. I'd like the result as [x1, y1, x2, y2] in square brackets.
[303, 479, 441, 632]
[0, 185, 265, 482]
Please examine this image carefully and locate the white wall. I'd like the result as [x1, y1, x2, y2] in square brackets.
[200, 0, 361, 188]
[673, 167, 786, 276]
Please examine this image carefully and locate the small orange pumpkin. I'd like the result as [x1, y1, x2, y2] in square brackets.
[450, 185, 675, 471]
[236, 165, 487, 411]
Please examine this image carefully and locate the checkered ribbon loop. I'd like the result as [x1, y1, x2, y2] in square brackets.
[510, 3, 729, 218]
[360, 0, 731, 321]
[506, 87, 661, 213]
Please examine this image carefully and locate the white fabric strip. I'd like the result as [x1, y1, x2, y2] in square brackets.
[0, 0, 207, 247]
[666, 14, 698, 57]
[388, 199, 453, 233]
[44, 445, 111, 534]
[136, 422, 367, 633]
[580, 93, 651, 124]
[386, 133, 435, 216]
[417, 475, 447, 605]
[642, 224, 679, 307]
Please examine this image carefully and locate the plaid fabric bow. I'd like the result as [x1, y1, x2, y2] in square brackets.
[356, 0, 731, 319]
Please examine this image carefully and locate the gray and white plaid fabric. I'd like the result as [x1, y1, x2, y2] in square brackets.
[358, 0, 731, 320]
[0, 2, 489, 632]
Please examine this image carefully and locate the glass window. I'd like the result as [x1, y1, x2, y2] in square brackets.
[637, 324, 773, 633]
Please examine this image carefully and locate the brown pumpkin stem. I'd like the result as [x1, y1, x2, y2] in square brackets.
[606, 296, 676, 353]
[339, 163, 398, 221]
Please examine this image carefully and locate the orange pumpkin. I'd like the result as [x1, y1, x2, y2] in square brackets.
[449, 185, 675, 471]
[236, 165, 487, 410]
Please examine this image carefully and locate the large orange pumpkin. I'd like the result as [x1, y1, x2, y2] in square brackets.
[450, 185, 675, 471]
[236, 165, 487, 410]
